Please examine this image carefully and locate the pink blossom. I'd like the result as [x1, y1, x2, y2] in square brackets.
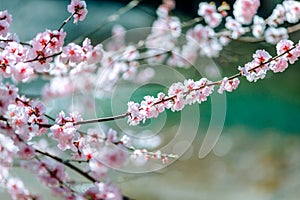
[269, 58, 289, 73]
[198, 2, 222, 28]
[50, 122, 78, 151]
[225, 17, 247, 39]
[106, 25, 126, 51]
[100, 146, 127, 168]
[5, 104, 28, 130]
[267, 4, 286, 26]
[264, 27, 288, 44]
[233, 0, 260, 25]
[42, 77, 75, 99]
[156, 0, 175, 18]
[127, 101, 145, 126]
[186, 24, 221, 57]
[167, 17, 181, 37]
[82, 182, 122, 200]
[218, 77, 240, 94]
[239, 60, 267, 82]
[5, 177, 32, 200]
[60, 43, 84, 64]
[0, 10, 12, 37]
[107, 128, 118, 143]
[4, 41, 28, 63]
[252, 15, 265, 38]
[88, 159, 109, 180]
[0, 83, 18, 115]
[38, 160, 69, 187]
[12, 62, 35, 82]
[0, 53, 12, 78]
[276, 39, 300, 64]
[67, 0, 88, 24]
[283, 0, 300, 23]
[0, 134, 18, 167]
[253, 49, 271, 66]
[194, 79, 214, 103]
[168, 82, 185, 111]
[28, 29, 66, 72]
[47, 29, 66, 52]
[17, 143, 35, 160]
[186, 24, 213, 43]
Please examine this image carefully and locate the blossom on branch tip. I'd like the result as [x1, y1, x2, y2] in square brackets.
[276, 39, 300, 64]
[68, 0, 88, 24]
[283, 0, 300, 24]
[198, 2, 222, 28]
[0, 10, 12, 37]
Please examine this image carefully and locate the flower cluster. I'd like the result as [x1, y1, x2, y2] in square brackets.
[127, 38, 300, 125]
[67, 0, 88, 24]
[50, 111, 82, 151]
[233, 0, 260, 25]
[239, 39, 300, 82]
[21, 159, 73, 199]
[127, 78, 215, 125]
[0, 10, 12, 37]
[4, 95, 48, 141]
[198, 2, 224, 28]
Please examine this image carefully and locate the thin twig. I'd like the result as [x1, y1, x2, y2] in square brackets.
[73, 0, 142, 43]
[35, 148, 97, 182]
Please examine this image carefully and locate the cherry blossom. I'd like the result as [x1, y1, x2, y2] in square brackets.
[198, 2, 222, 28]
[5, 177, 36, 200]
[283, 0, 300, 23]
[127, 77, 214, 125]
[225, 17, 247, 39]
[267, 4, 286, 26]
[12, 62, 34, 82]
[67, 0, 88, 24]
[156, 0, 175, 18]
[0, 83, 18, 115]
[233, 0, 260, 25]
[264, 27, 288, 44]
[60, 43, 84, 64]
[28, 29, 66, 72]
[0, 10, 12, 37]
[276, 39, 300, 64]
[88, 158, 109, 180]
[0, 134, 18, 168]
[49, 111, 82, 151]
[17, 143, 35, 160]
[82, 182, 122, 200]
[218, 77, 240, 94]
[252, 15, 265, 38]
[269, 58, 289, 73]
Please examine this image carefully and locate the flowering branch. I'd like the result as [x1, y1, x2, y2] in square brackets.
[35, 148, 96, 182]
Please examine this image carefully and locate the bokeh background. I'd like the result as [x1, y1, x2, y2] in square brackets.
[1, 0, 300, 199]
